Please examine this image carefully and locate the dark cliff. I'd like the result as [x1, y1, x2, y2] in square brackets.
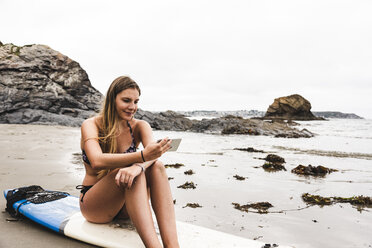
[0, 42, 103, 126]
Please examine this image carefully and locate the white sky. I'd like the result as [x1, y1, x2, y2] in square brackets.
[1, 0, 372, 118]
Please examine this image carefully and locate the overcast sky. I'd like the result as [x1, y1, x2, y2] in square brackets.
[1, 0, 372, 118]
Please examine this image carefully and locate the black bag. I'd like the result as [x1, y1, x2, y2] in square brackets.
[5, 185, 69, 217]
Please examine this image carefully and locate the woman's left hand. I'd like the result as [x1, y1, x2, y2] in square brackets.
[115, 165, 142, 189]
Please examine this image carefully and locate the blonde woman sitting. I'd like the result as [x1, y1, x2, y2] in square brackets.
[77, 76, 179, 248]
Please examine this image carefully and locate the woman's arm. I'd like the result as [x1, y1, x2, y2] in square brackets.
[114, 120, 171, 188]
[135, 120, 168, 170]
[81, 118, 170, 170]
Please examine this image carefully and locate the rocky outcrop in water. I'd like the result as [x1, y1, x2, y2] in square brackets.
[135, 113, 313, 138]
[189, 115, 313, 137]
[0, 42, 103, 127]
[263, 94, 323, 121]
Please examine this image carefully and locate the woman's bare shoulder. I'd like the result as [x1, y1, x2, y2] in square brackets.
[133, 119, 151, 130]
[81, 116, 100, 130]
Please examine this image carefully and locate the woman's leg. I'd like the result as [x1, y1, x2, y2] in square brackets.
[79, 169, 126, 223]
[116, 189, 150, 220]
[146, 161, 180, 248]
[80, 169, 162, 248]
[124, 172, 161, 247]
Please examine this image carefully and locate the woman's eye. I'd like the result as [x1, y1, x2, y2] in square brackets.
[121, 98, 139, 104]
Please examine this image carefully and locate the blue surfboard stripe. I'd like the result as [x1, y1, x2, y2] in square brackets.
[4, 190, 80, 234]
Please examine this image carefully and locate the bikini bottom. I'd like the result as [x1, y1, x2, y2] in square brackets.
[76, 185, 93, 203]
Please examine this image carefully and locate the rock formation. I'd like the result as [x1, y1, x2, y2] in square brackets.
[0, 42, 315, 138]
[263, 94, 323, 121]
[0, 42, 103, 127]
[190, 115, 314, 137]
[136, 110, 313, 137]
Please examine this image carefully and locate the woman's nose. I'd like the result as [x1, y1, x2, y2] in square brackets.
[128, 102, 135, 109]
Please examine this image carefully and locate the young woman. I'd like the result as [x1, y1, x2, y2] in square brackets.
[78, 76, 179, 248]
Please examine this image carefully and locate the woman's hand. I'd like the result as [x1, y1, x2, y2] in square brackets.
[115, 165, 142, 189]
[142, 138, 172, 161]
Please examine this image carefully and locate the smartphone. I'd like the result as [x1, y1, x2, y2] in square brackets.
[157, 138, 182, 152]
[168, 138, 182, 152]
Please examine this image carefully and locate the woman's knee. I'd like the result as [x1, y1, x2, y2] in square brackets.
[150, 160, 166, 174]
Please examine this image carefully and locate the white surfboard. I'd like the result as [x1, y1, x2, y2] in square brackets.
[4, 188, 292, 248]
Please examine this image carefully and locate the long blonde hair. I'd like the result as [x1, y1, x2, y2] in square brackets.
[96, 76, 141, 178]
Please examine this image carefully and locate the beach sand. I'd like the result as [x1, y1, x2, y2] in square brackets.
[0, 124, 96, 248]
[1, 123, 371, 248]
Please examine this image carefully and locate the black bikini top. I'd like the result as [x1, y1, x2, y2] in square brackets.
[82, 121, 137, 165]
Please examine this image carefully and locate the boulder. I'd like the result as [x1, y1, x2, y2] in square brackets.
[0, 42, 103, 126]
[263, 94, 323, 120]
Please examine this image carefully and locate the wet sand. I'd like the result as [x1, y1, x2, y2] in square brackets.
[1, 123, 372, 248]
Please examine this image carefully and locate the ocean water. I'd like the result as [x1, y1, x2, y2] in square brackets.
[153, 118, 372, 248]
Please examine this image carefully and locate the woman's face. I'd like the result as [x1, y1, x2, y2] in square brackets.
[115, 88, 140, 121]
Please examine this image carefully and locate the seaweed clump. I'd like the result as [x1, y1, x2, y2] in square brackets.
[234, 147, 265, 153]
[302, 193, 333, 206]
[265, 154, 285, 164]
[183, 203, 202, 208]
[232, 202, 273, 214]
[261, 244, 279, 248]
[184, 169, 195, 175]
[262, 162, 286, 172]
[292, 164, 337, 176]
[165, 163, 185, 169]
[177, 181, 196, 189]
[233, 174, 247, 181]
[302, 193, 372, 211]
[261, 154, 286, 172]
